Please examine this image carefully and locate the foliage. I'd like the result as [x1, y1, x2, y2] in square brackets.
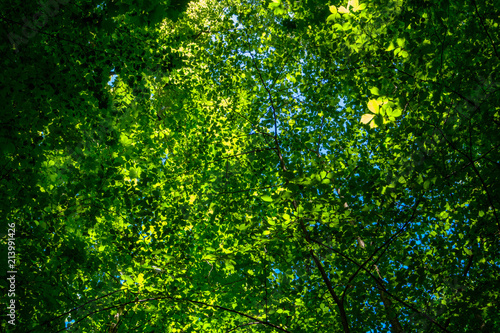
[1, 0, 499, 332]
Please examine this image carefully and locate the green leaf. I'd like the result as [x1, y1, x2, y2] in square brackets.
[327, 14, 336, 23]
[261, 195, 273, 202]
[386, 42, 396, 51]
[367, 99, 380, 114]
[386, 107, 402, 117]
[369, 87, 380, 95]
[338, 6, 349, 14]
[360, 113, 375, 124]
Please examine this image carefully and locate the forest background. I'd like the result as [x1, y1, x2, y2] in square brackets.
[0, 0, 499, 332]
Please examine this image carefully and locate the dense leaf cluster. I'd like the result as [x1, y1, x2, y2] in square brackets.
[1, 0, 499, 332]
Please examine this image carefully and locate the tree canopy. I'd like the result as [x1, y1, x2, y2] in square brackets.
[1, 0, 499, 332]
